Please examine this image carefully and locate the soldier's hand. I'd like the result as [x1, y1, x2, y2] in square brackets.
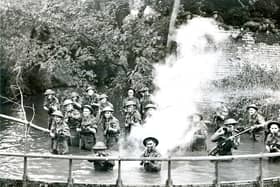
[216, 128, 225, 135]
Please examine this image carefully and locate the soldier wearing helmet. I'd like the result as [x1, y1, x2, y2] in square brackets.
[83, 86, 99, 116]
[77, 105, 98, 151]
[140, 137, 161, 172]
[265, 121, 280, 156]
[70, 91, 82, 110]
[88, 141, 115, 171]
[212, 104, 229, 131]
[189, 113, 208, 152]
[242, 104, 266, 141]
[97, 94, 114, 118]
[43, 89, 60, 129]
[122, 88, 140, 112]
[210, 118, 240, 156]
[138, 87, 153, 119]
[143, 103, 157, 123]
[98, 106, 120, 150]
[62, 99, 82, 147]
[50, 111, 70, 154]
[124, 100, 142, 137]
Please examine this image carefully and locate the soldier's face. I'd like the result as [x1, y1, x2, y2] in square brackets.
[192, 115, 201, 122]
[270, 124, 279, 134]
[225, 125, 234, 132]
[54, 116, 62, 123]
[87, 90, 94, 96]
[248, 108, 257, 115]
[47, 94, 53, 99]
[146, 140, 155, 151]
[65, 104, 73, 111]
[100, 98, 107, 103]
[104, 111, 111, 119]
[128, 90, 134, 97]
[83, 108, 91, 117]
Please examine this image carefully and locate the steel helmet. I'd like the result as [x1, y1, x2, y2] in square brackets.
[71, 92, 79, 98]
[44, 89, 55, 95]
[99, 94, 108, 100]
[224, 118, 238, 126]
[144, 103, 157, 110]
[102, 106, 114, 112]
[63, 99, 73, 106]
[93, 141, 107, 150]
[52, 110, 63, 118]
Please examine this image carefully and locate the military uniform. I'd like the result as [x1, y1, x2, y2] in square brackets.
[140, 137, 161, 172]
[83, 95, 99, 116]
[98, 116, 120, 150]
[43, 89, 60, 130]
[123, 100, 141, 137]
[64, 109, 82, 147]
[122, 96, 140, 111]
[88, 142, 115, 171]
[211, 127, 239, 156]
[50, 111, 70, 154]
[79, 116, 98, 151]
[190, 121, 208, 151]
[266, 133, 280, 152]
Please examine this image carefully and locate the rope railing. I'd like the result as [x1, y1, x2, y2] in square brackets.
[0, 152, 280, 187]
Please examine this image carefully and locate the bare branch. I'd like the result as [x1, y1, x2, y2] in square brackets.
[0, 95, 33, 110]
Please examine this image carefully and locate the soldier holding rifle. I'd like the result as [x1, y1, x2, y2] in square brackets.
[210, 118, 240, 156]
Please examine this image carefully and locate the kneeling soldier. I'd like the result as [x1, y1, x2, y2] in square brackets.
[140, 137, 161, 172]
[88, 141, 115, 171]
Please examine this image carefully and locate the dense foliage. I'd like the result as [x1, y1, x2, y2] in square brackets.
[0, 0, 280, 99]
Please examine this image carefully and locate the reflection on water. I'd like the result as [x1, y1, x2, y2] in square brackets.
[0, 98, 280, 185]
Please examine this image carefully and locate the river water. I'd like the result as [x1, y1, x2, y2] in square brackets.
[0, 95, 279, 185]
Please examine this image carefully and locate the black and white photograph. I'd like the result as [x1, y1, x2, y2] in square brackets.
[1, 0, 280, 186]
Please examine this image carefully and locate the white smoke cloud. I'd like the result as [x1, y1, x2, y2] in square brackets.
[129, 17, 230, 155]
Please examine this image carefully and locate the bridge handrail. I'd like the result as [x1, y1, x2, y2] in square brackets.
[0, 151, 280, 161]
[0, 151, 280, 187]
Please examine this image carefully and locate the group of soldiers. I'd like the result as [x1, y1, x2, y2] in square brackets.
[43, 85, 280, 172]
[43, 86, 159, 172]
[209, 104, 280, 157]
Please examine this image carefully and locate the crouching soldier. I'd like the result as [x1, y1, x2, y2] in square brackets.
[88, 141, 115, 171]
[43, 89, 60, 130]
[140, 137, 161, 172]
[124, 100, 141, 137]
[210, 118, 240, 156]
[77, 105, 97, 151]
[265, 121, 280, 153]
[50, 111, 70, 154]
[99, 106, 120, 150]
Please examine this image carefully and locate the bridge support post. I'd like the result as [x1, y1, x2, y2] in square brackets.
[23, 156, 29, 187]
[116, 159, 123, 187]
[67, 159, 74, 187]
[213, 161, 220, 187]
[257, 157, 264, 187]
[166, 158, 173, 187]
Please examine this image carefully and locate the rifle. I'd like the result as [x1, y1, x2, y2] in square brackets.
[208, 126, 252, 156]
